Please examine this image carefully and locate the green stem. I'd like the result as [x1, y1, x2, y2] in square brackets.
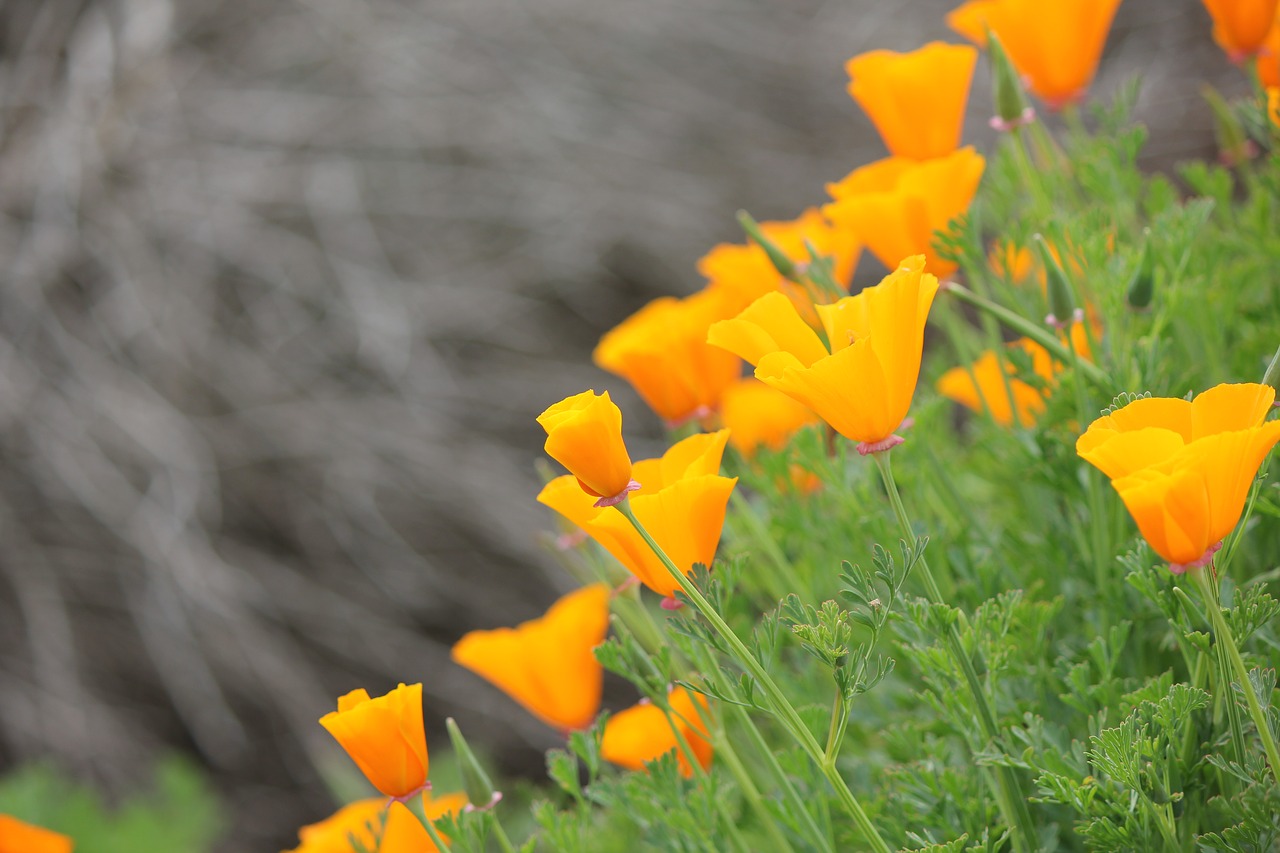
[727, 701, 835, 853]
[700, 705, 800, 853]
[407, 797, 455, 853]
[728, 489, 794, 601]
[614, 501, 893, 853]
[873, 452, 1037, 853]
[945, 283, 1111, 386]
[663, 706, 754, 853]
[1191, 567, 1280, 786]
[486, 813, 519, 853]
[824, 687, 846, 766]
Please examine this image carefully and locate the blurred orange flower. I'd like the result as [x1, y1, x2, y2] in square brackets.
[285, 795, 466, 853]
[602, 687, 713, 778]
[1260, 15, 1280, 85]
[947, 0, 1123, 109]
[1269, 87, 1280, 124]
[0, 815, 72, 853]
[1077, 383, 1280, 570]
[823, 149, 984, 278]
[845, 42, 979, 160]
[937, 322, 1091, 427]
[451, 584, 610, 732]
[319, 683, 429, 799]
[538, 432, 737, 599]
[720, 378, 820, 456]
[1201, 0, 1280, 61]
[593, 290, 742, 426]
[539, 390, 636, 504]
[709, 256, 939, 454]
[698, 208, 861, 319]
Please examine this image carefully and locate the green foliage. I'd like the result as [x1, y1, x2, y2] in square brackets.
[0, 757, 221, 853]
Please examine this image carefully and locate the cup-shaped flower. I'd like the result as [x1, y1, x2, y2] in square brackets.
[947, 0, 1123, 109]
[698, 208, 862, 320]
[538, 390, 635, 503]
[1201, 0, 1280, 61]
[593, 290, 742, 426]
[538, 432, 737, 598]
[0, 816, 73, 853]
[937, 322, 1091, 428]
[286, 794, 467, 853]
[319, 683, 429, 799]
[845, 42, 979, 160]
[601, 687, 713, 778]
[709, 256, 939, 453]
[451, 584, 610, 732]
[720, 378, 821, 456]
[1076, 383, 1280, 570]
[823, 149, 984, 278]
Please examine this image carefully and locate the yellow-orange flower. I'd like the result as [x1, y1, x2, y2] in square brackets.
[948, 0, 1123, 108]
[1201, 0, 1280, 60]
[1260, 14, 1280, 85]
[451, 584, 610, 732]
[593, 290, 742, 426]
[846, 42, 979, 160]
[720, 378, 821, 456]
[709, 256, 939, 453]
[319, 683, 429, 799]
[823, 149, 984, 278]
[285, 794, 467, 853]
[937, 323, 1091, 427]
[602, 687, 712, 778]
[538, 432, 737, 598]
[1268, 87, 1280, 125]
[538, 390, 635, 502]
[1077, 383, 1280, 569]
[0, 816, 72, 853]
[698, 209, 862, 320]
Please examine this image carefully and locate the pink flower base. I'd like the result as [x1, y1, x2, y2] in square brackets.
[1168, 541, 1223, 574]
[594, 480, 641, 508]
[856, 434, 905, 456]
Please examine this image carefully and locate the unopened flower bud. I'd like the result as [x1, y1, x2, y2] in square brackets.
[446, 718, 499, 811]
[1126, 232, 1155, 310]
[986, 30, 1034, 132]
[1033, 234, 1076, 328]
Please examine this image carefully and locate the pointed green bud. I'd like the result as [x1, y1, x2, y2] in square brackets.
[737, 210, 800, 282]
[446, 718, 499, 810]
[986, 29, 1034, 132]
[1033, 234, 1076, 328]
[1261, 344, 1280, 393]
[1202, 84, 1257, 166]
[1125, 231, 1155, 310]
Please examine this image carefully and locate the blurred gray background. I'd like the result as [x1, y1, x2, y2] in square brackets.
[0, 0, 1245, 848]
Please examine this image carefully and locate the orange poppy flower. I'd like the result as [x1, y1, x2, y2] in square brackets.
[947, 0, 1123, 109]
[937, 323, 1091, 428]
[451, 584, 610, 731]
[538, 390, 636, 504]
[538, 432, 737, 599]
[709, 256, 939, 453]
[593, 290, 743, 426]
[698, 208, 862, 320]
[845, 42, 979, 160]
[823, 149, 984, 278]
[1269, 87, 1280, 125]
[0, 816, 73, 853]
[1076, 383, 1280, 570]
[319, 683, 429, 799]
[1201, 0, 1280, 61]
[286, 794, 467, 853]
[719, 378, 821, 456]
[1260, 15, 1280, 86]
[602, 687, 713, 778]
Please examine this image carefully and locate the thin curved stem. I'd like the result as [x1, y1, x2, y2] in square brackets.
[614, 501, 894, 853]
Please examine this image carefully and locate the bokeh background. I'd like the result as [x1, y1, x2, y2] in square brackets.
[0, 0, 1249, 848]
